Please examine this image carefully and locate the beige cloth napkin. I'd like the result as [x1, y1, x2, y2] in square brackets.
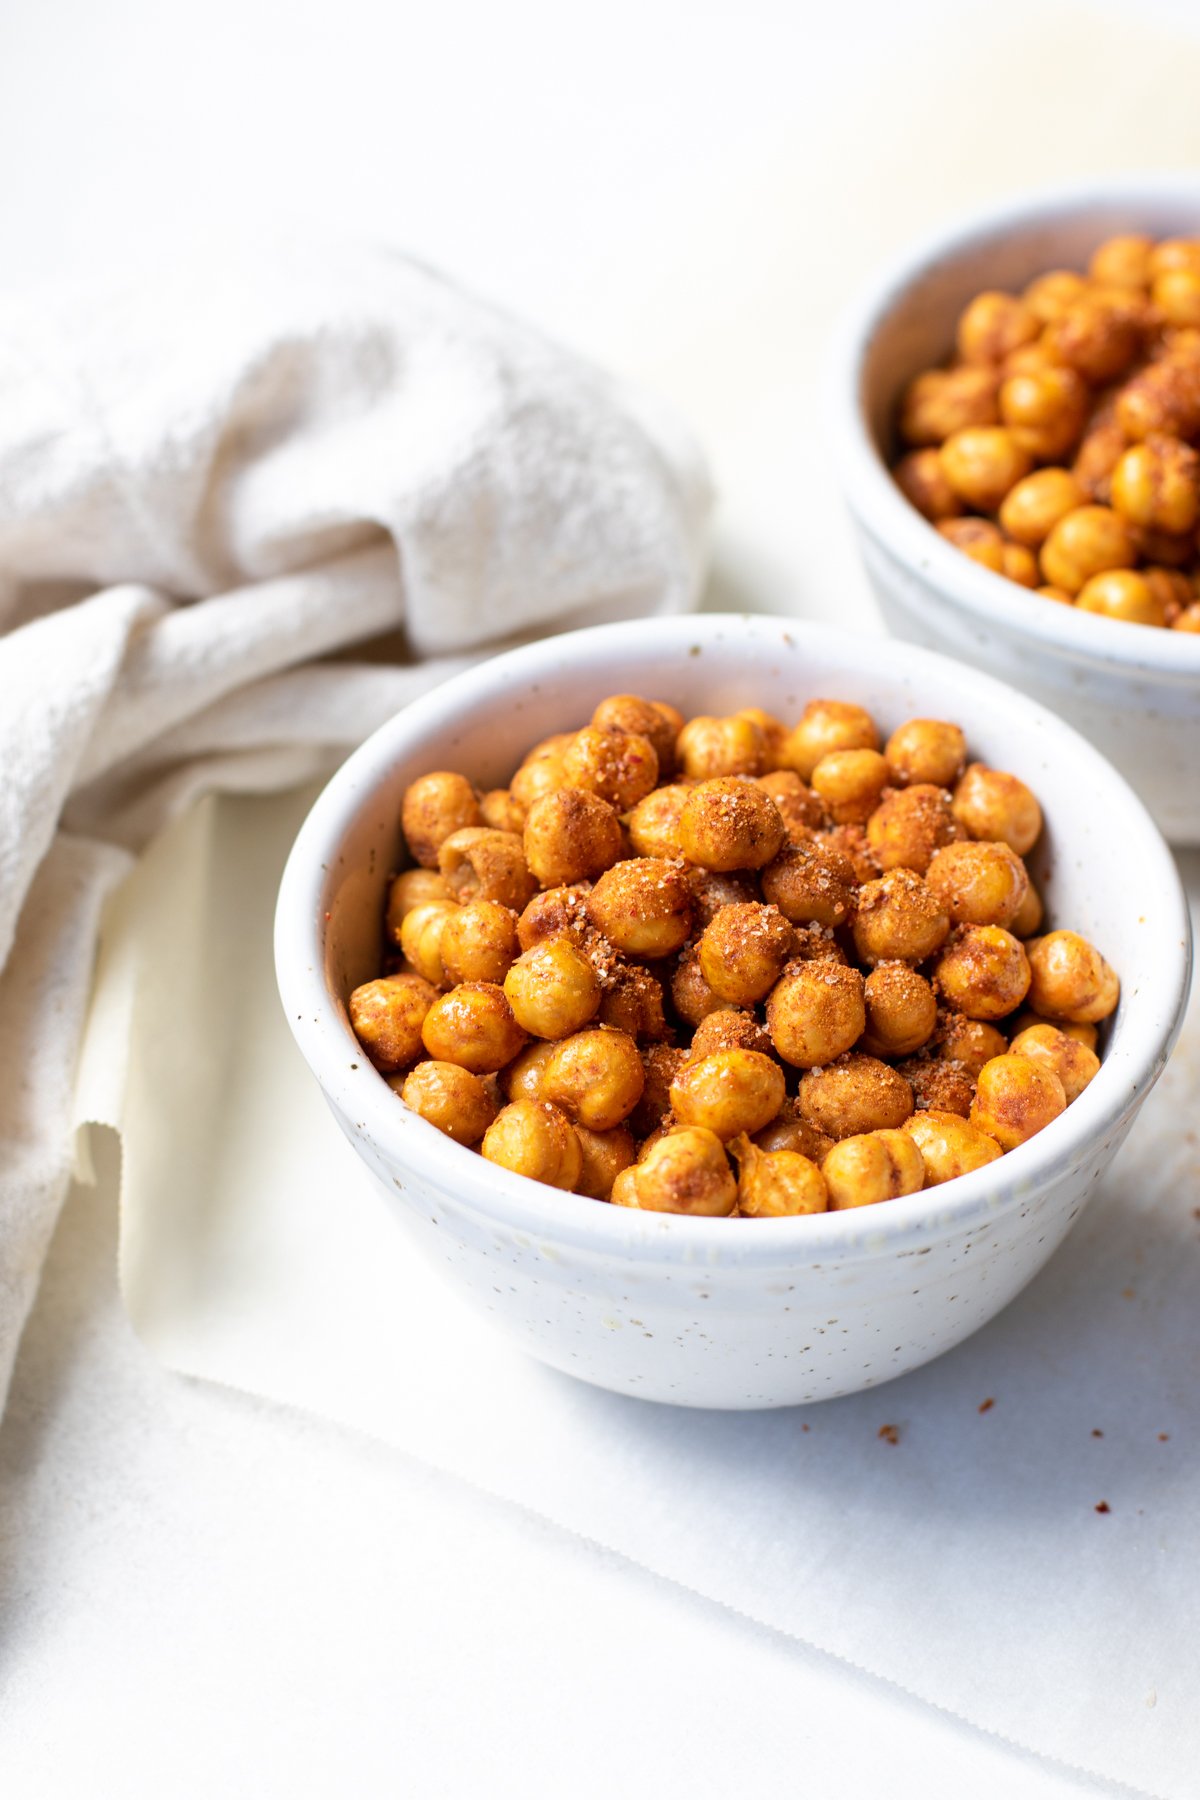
[0, 240, 711, 1410]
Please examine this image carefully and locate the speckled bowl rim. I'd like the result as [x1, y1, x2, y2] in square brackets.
[275, 613, 1192, 1268]
[832, 171, 1200, 684]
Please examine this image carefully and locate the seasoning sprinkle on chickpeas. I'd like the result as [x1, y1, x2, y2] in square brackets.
[893, 232, 1200, 632]
[347, 688, 1118, 1213]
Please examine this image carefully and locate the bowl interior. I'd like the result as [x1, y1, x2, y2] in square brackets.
[280, 614, 1190, 1258]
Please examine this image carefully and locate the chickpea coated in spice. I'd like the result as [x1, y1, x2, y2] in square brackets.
[893, 232, 1200, 630]
[351, 686, 1116, 1214]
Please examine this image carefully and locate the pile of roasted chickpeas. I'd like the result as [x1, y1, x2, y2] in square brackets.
[893, 233, 1200, 631]
[348, 695, 1119, 1216]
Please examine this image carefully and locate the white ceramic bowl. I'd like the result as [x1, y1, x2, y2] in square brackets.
[275, 613, 1191, 1409]
[833, 174, 1200, 845]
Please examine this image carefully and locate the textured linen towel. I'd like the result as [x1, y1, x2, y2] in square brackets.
[0, 238, 712, 1409]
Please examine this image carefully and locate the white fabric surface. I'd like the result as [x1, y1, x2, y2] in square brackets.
[0, 243, 710, 1409]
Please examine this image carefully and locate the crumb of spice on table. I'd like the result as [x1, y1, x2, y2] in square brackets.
[1092, 1428, 1104, 1437]
[878, 1423, 901, 1445]
[1095, 1501, 1111, 1514]
[978, 1396, 994, 1413]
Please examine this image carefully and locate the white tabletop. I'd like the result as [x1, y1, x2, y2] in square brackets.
[1, 1, 1196, 1795]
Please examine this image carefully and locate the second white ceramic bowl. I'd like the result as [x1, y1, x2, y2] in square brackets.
[834, 175, 1200, 844]
[276, 613, 1191, 1409]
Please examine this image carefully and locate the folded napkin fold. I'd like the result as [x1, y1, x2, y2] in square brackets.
[0, 240, 712, 1409]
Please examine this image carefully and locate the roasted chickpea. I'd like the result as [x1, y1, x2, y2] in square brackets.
[542, 1028, 645, 1131]
[401, 771, 481, 869]
[1149, 237, 1200, 278]
[688, 1009, 773, 1062]
[862, 963, 937, 1058]
[761, 839, 857, 928]
[523, 788, 623, 887]
[766, 960, 866, 1068]
[481, 1099, 583, 1189]
[676, 714, 765, 780]
[399, 1060, 498, 1144]
[736, 707, 790, 770]
[1040, 504, 1137, 594]
[999, 367, 1088, 462]
[591, 694, 679, 777]
[500, 1037, 558, 1102]
[1110, 435, 1200, 535]
[1144, 566, 1195, 618]
[479, 788, 525, 833]
[730, 1136, 828, 1217]
[852, 868, 950, 966]
[935, 1013, 1008, 1076]
[627, 784, 690, 859]
[899, 366, 1000, 445]
[1089, 235, 1153, 290]
[503, 938, 602, 1039]
[970, 1053, 1066, 1150]
[1037, 585, 1075, 604]
[698, 902, 795, 1005]
[1153, 267, 1200, 328]
[1010, 873, 1044, 939]
[902, 1109, 1002, 1185]
[940, 427, 1033, 512]
[509, 733, 574, 814]
[561, 725, 659, 810]
[936, 516, 1006, 573]
[925, 839, 1029, 928]
[1173, 601, 1200, 632]
[1003, 336, 1066, 378]
[400, 900, 457, 985]
[811, 749, 890, 826]
[385, 868, 456, 941]
[893, 1055, 975, 1117]
[1076, 569, 1169, 627]
[752, 1101, 835, 1163]
[957, 291, 1040, 365]
[894, 449, 963, 522]
[421, 981, 527, 1073]
[678, 777, 785, 872]
[682, 867, 757, 927]
[866, 784, 961, 874]
[1047, 297, 1141, 384]
[617, 1125, 737, 1216]
[586, 858, 693, 958]
[823, 1129, 925, 1209]
[573, 1124, 637, 1200]
[884, 718, 967, 790]
[1009, 1022, 1101, 1104]
[798, 1051, 910, 1137]
[780, 700, 880, 782]
[438, 827, 536, 911]
[1025, 930, 1120, 1023]
[756, 769, 829, 843]
[1008, 1010, 1098, 1052]
[349, 972, 438, 1071]
[1001, 541, 1039, 588]
[516, 884, 592, 950]
[1072, 414, 1128, 502]
[669, 1047, 786, 1141]
[934, 925, 1031, 1021]
[670, 945, 734, 1029]
[952, 763, 1042, 854]
[818, 823, 880, 885]
[598, 963, 669, 1042]
[629, 1043, 688, 1138]
[1117, 352, 1200, 443]
[438, 899, 520, 987]
[999, 467, 1087, 546]
[1024, 268, 1089, 321]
